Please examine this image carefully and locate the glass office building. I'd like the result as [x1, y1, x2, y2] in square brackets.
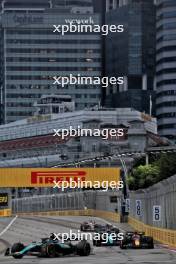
[0, 0, 102, 123]
[105, 0, 156, 114]
[156, 0, 176, 142]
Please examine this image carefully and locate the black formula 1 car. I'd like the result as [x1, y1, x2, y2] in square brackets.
[80, 221, 102, 232]
[5, 237, 91, 259]
[93, 225, 121, 247]
[120, 232, 154, 249]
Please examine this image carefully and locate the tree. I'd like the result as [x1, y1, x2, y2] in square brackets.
[127, 164, 160, 190]
[155, 153, 176, 180]
[128, 153, 176, 190]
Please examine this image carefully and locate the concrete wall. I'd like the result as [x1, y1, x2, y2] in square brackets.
[12, 190, 122, 216]
[12, 174, 176, 230]
[129, 174, 176, 229]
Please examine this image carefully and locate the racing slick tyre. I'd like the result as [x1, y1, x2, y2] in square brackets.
[77, 241, 91, 256]
[4, 248, 10, 256]
[11, 243, 24, 259]
[149, 242, 154, 249]
[146, 237, 154, 249]
[46, 244, 57, 258]
[93, 239, 101, 247]
[144, 236, 154, 249]
[120, 242, 126, 249]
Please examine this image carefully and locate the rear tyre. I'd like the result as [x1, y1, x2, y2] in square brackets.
[46, 244, 57, 258]
[145, 237, 154, 249]
[149, 239, 154, 249]
[77, 241, 91, 256]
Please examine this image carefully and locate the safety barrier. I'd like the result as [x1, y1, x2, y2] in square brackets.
[16, 209, 92, 217]
[92, 210, 120, 222]
[15, 209, 120, 223]
[128, 216, 176, 247]
[129, 174, 176, 229]
[0, 209, 12, 217]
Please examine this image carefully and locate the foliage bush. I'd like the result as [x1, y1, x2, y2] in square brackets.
[127, 153, 176, 190]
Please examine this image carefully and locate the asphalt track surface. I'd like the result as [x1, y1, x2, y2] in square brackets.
[0, 216, 176, 264]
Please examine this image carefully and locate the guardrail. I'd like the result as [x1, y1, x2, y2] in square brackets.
[15, 209, 120, 222]
[128, 216, 176, 247]
[16, 209, 92, 217]
[92, 210, 120, 222]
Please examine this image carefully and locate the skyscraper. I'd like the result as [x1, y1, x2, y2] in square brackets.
[0, 0, 102, 123]
[156, 0, 176, 142]
[104, 0, 156, 115]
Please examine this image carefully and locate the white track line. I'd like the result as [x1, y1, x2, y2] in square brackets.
[0, 215, 18, 237]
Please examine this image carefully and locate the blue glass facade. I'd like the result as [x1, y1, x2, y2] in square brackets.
[156, 0, 176, 141]
[105, 0, 156, 114]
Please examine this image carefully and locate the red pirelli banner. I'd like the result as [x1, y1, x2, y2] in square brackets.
[0, 168, 120, 187]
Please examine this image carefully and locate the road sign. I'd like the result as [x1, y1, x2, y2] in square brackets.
[153, 205, 161, 222]
[125, 198, 130, 213]
[136, 200, 142, 216]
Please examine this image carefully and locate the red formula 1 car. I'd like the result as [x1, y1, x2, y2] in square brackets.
[120, 232, 154, 249]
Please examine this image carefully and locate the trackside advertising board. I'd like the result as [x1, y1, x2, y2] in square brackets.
[0, 168, 120, 187]
[0, 193, 8, 206]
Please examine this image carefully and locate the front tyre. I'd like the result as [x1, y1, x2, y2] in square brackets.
[11, 243, 25, 253]
[120, 241, 126, 249]
[13, 255, 23, 259]
[11, 243, 24, 259]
